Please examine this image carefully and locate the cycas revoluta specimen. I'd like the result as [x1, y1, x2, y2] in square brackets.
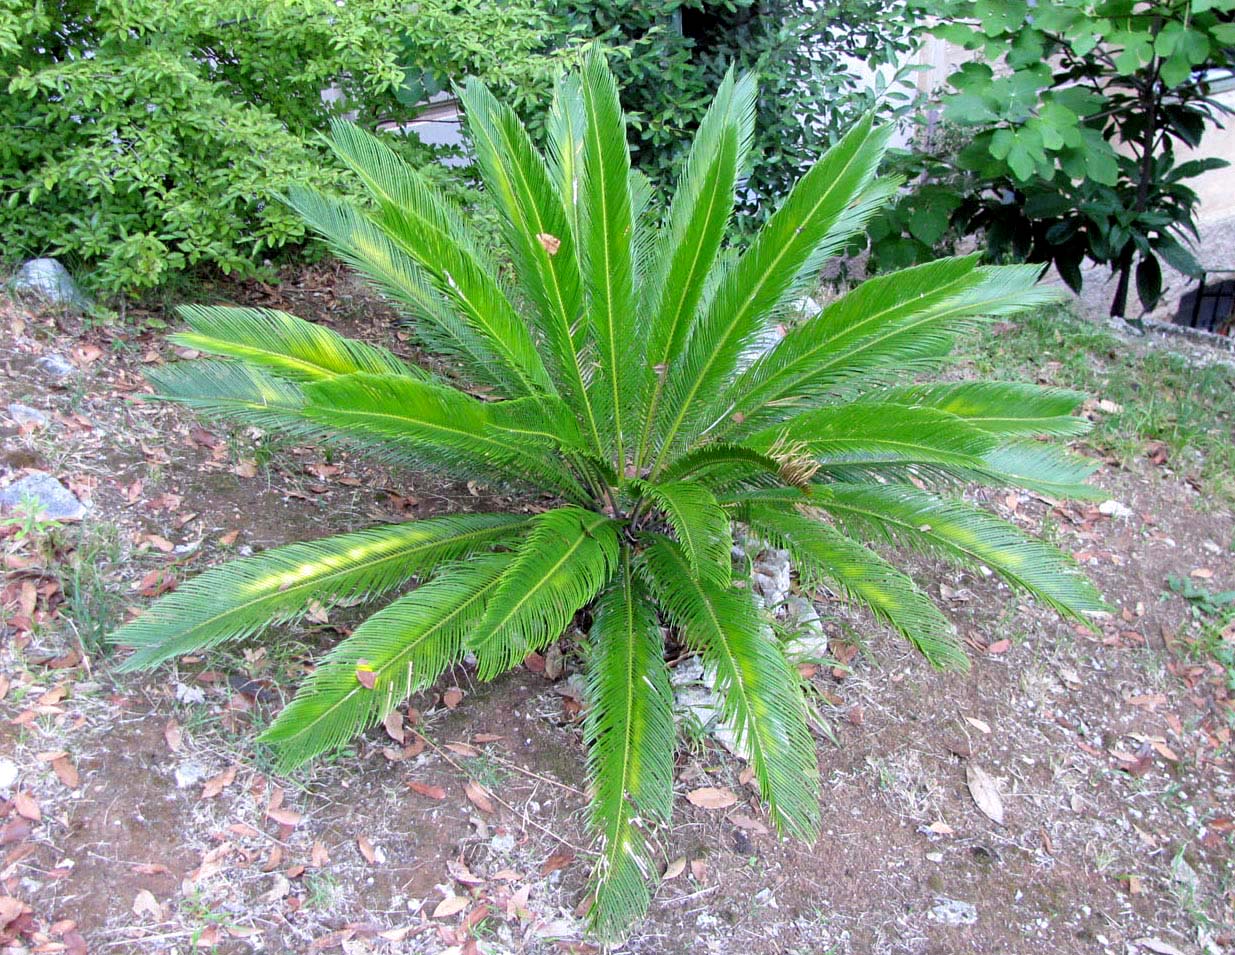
[111, 51, 1104, 937]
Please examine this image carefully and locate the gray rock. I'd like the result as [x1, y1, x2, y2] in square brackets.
[173, 760, 210, 789]
[1098, 499, 1134, 519]
[783, 595, 828, 660]
[0, 471, 88, 521]
[10, 258, 88, 308]
[928, 897, 977, 926]
[36, 354, 76, 379]
[7, 403, 48, 429]
[751, 546, 792, 607]
[0, 757, 18, 790]
[670, 657, 746, 758]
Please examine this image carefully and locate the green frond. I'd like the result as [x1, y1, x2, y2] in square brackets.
[172, 305, 424, 383]
[579, 48, 639, 466]
[633, 480, 732, 587]
[110, 514, 526, 670]
[748, 403, 999, 480]
[284, 187, 517, 392]
[719, 257, 1061, 437]
[288, 184, 554, 398]
[653, 115, 892, 469]
[658, 443, 786, 489]
[639, 537, 820, 840]
[469, 507, 621, 679]
[457, 80, 603, 453]
[584, 552, 674, 939]
[744, 504, 967, 670]
[814, 483, 1107, 622]
[867, 381, 1090, 437]
[545, 72, 587, 261]
[974, 442, 1104, 500]
[634, 69, 753, 469]
[260, 553, 512, 769]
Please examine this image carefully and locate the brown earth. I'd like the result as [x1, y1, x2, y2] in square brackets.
[0, 266, 1231, 955]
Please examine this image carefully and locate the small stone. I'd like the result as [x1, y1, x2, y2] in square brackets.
[9, 258, 88, 308]
[926, 851, 944, 863]
[0, 757, 19, 790]
[174, 682, 206, 705]
[7, 403, 48, 429]
[37, 354, 76, 379]
[1171, 854, 1200, 891]
[173, 760, 210, 789]
[928, 897, 977, 926]
[784, 596, 828, 660]
[489, 832, 517, 854]
[1098, 500, 1133, 519]
[0, 471, 88, 521]
[753, 887, 778, 909]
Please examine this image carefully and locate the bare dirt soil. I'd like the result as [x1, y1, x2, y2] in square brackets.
[0, 266, 1232, 955]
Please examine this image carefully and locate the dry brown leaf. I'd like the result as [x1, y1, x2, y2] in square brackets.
[51, 755, 79, 789]
[442, 687, 464, 709]
[218, 529, 240, 546]
[132, 889, 161, 919]
[690, 859, 709, 883]
[447, 859, 486, 885]
[357, 835, 377, 864]
[727, 813, 769, 835]
[407, 781, 447, 801]
[431, 895, 468, 919]
[163, 718, 183, 753]
[13, 791, 40, 821]
[986, 639, 1011, 654]
[464, 780, 495, 814]
[964, 716, 991, 734]
[267, 807, 303, 827]
[0, 896, 24, 924]
[445, 742, 479, 757]
[200, 765, 237, 799]
[685, 786, 737, 810]
[382, 710, 405, 744]
[662, 856, 687, 880]
[131, 863, 170, 875]
[539, 851, 575, 876]
[309, 842, 330, 868]
[472, 733, 504, 744]
[355, 662, 377, 689]
[966, 764, 1005, 825]
[535, 233, 562, 255]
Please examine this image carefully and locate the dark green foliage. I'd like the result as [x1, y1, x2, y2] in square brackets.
[0, 0, 562, 293]
[110, 53, 1103, 936]
[867, 0, 1235, 317]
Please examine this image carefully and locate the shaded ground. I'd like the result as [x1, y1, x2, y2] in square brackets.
[0, 268, 1232, 955]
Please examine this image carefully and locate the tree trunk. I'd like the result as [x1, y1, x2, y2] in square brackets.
[1110, 244, 1134, 318]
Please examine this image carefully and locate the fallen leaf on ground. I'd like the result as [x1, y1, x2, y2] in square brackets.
[966, 764, 1005, 825]
[964, 716, 991, 734]
[685, 786, 737, 810]
[663, 857, 687, 880]
[13, 792, 40, 821]
[432, 895, 468, 919]
[540, 851, 575, 876]
[309, 842, 329, 867]
[442, 687, 464, 709]
[727, 813, 770, 835]
[382, 710, 405, 744]
[464, 780, 495, 814]
[201, 765, 237, 799]
[357, 835, 377, 864]
[51, 755, 79, 788]
[690, 859, 709, 883]
[132, 889, 161, 919]
[266, 807, 303, 827]
[408, 781, 447, 800]
[163, 718, 182, 752]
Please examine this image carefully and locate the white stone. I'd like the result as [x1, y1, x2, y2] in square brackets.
[0, 758, 19, 790]
[173, 760, 210, 789]
[928, 897, 977, 926]
[0, 472, 88, 521]
[37, 354, 76, 379]
[9, 258, 88, 308]
[1098, 499, 1133, 519]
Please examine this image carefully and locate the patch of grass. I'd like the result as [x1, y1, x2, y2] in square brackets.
[964, 304, 1235, 501]
[1166, 575, 1235, 709]
[61, 521, 125, 654]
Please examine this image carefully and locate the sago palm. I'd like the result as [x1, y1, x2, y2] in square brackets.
[111, 52, 1104, 936]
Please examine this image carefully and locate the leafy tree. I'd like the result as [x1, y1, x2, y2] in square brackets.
[868, 0, 1235, 317]
[111, 53, 1104, 935]
[552, 0, 920, 223]
[0, 0, 563, 293]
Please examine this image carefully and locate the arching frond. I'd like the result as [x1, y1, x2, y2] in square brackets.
[653, 115, 892, 468]
[469, 507, 621, 679]
[634, 69, 754, 469]
[584, 553, 674, 939]
[579, 49, 639, 466]
[814, 483, 1106, 622]
[658, 443, 786, 490]
[545, 72, 587, 262]
[172, 305, 424, 382]
[634, 480, 733, 587]
[744, 503, 967, 670]
[639, 537, 820, 840]
[288, 185, 553, 397]
[973, 442, 1103, 500]
[866, 381, 1090, 437]
[111, 514, 526, 670]
[457, 80, 602, 453]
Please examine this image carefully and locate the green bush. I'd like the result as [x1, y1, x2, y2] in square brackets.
[0, 0, 564, 293]
[552, 0, 920, 224]
[112, 53, 1104, 936]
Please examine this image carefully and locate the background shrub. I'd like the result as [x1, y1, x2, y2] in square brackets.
[0, 0, 565, 294]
